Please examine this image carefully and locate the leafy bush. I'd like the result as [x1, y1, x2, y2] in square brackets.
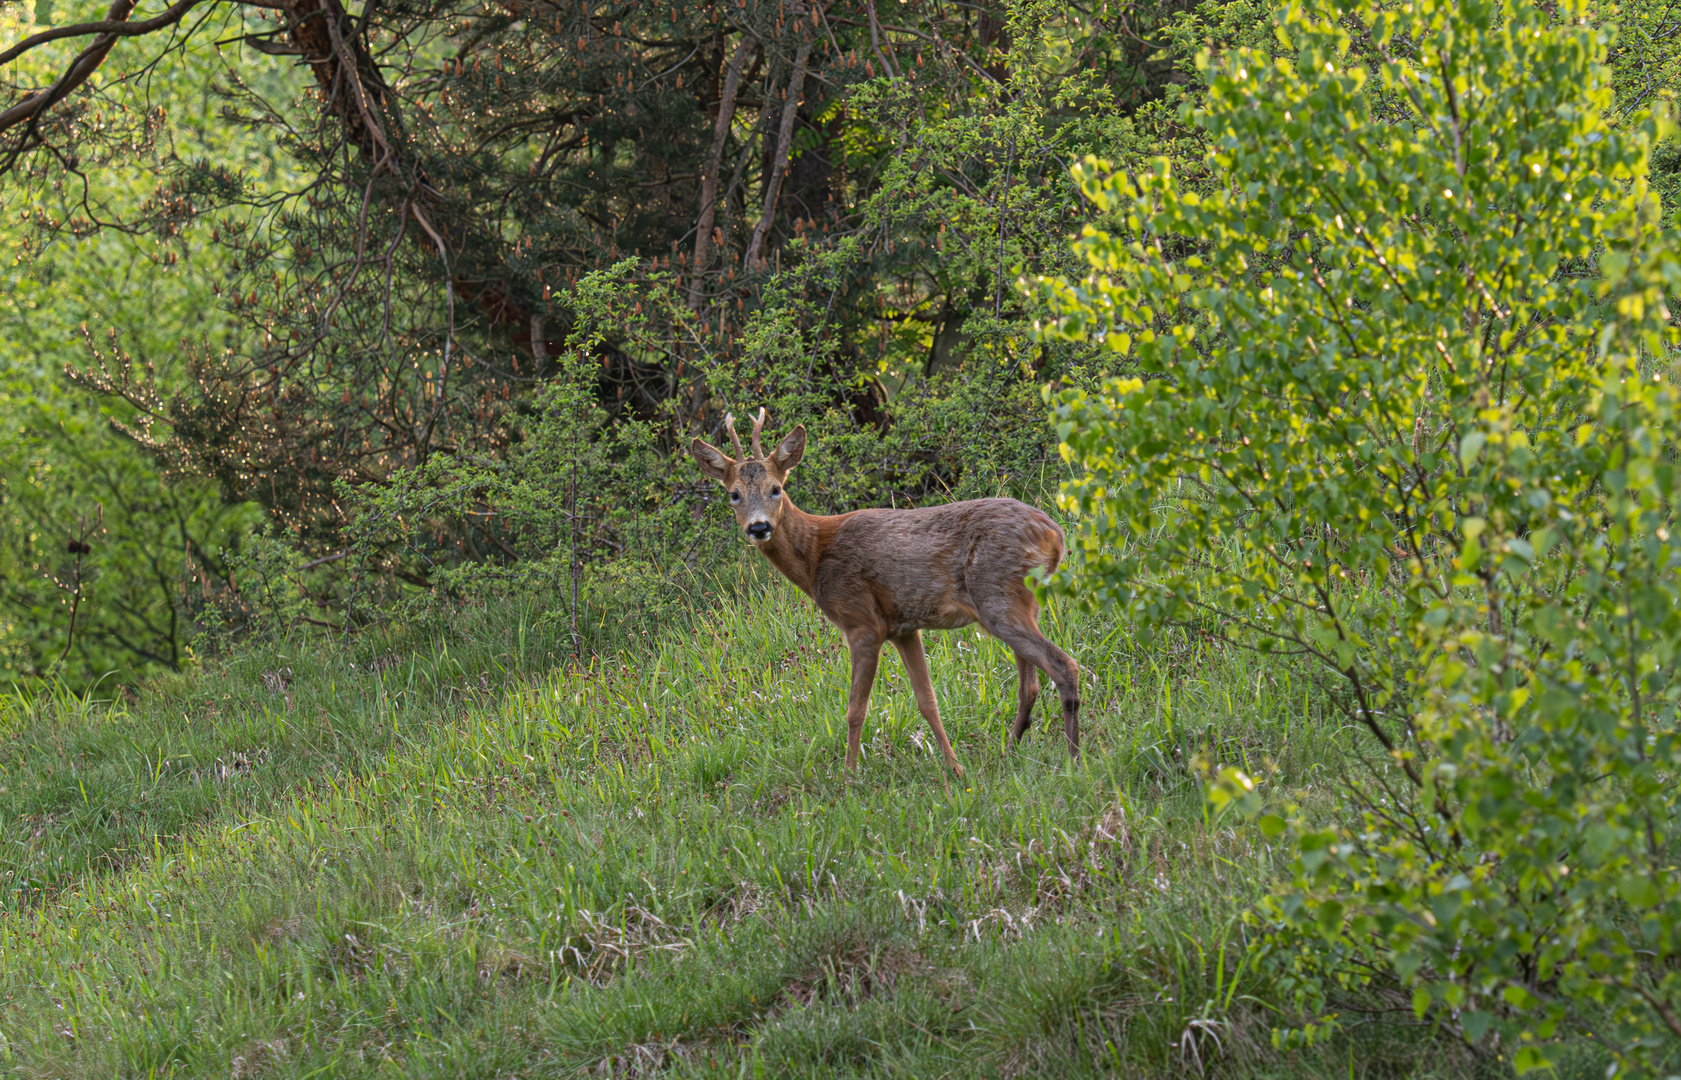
[186, 526, 318, 651]
[1038, 0, 1681, 1069]
[335, 266, 696, 637]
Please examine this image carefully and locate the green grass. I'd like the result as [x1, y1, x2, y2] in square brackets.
[0, 563, 1593, 1077]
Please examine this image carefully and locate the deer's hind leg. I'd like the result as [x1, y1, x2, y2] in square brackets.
[1011, 657, 1041, 745]
[891, 630, 964, 778]
[979, 587, 1081, 759]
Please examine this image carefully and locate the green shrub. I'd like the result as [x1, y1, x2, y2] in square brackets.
[340, 252, 1090, 642]
[336, 265, 705, 640]
[1037, 0, 1681, 1070]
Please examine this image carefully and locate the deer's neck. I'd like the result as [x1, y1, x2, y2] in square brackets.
[757, 496, 831, 598]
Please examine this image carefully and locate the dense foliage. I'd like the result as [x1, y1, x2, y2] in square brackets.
[3, 0, 1676, 684]
[0, 36, 281, 684]
[1042, 0, 1681, 1068]
[1, 0, 1219, 681]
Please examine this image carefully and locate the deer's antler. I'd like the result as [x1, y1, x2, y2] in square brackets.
[723, 412, 744, 461]
[750, 407, 767, 459]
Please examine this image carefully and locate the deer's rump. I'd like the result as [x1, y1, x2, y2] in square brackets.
[811, 497, 1064, 638]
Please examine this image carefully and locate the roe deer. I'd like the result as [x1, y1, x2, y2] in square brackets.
[690, 409, 1081, 777]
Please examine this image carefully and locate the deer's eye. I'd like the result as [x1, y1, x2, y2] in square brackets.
[770, 486, 781, 498]
[729, 490, 741, 502]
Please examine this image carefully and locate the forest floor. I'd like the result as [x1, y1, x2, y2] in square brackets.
[0, 563, 1607, 1077]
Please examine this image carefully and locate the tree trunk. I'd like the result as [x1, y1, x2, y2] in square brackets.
[744, 36, 813, 269]
[284, 0, 557, 358]
[689, 33, 757, 309]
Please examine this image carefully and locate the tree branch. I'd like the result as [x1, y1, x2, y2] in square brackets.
[0, 0, 203, 68]
[0, 0, 138, 145]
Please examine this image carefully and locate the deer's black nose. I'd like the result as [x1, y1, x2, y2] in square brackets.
[746, 521, 773, 540]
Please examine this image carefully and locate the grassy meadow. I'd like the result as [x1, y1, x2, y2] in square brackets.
[0, 559, 1595, 1078]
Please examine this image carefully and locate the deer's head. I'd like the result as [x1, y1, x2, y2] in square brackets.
[689, 409, 807, 545]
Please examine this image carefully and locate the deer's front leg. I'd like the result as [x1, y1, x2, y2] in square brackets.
[843, 631, 882, 770]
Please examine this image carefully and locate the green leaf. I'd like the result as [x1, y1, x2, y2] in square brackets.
[1458, 432, 1487, 472]
[1315, 900, 1344, 939]
[1618, 875, 1661, 908]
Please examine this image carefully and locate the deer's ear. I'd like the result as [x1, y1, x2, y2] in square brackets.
[769, 424, 806, 475]
[689, 438, 735, 483]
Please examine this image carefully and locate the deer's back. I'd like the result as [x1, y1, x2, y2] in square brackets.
[812, 497, 1063, 637]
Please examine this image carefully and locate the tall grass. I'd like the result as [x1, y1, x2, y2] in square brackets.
[0, 557, 1602, 1077]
